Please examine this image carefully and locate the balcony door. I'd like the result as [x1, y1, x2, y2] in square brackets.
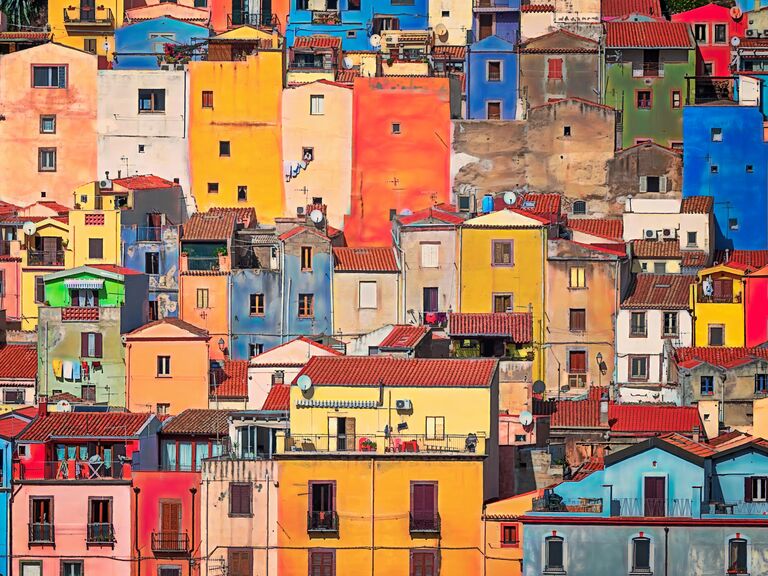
[80, 0, 95, 21]
[644, 476, 666, 517]
[160, 500, 182, 545]
[328, 416, 355, 451]
[423, 287, 439, 314]
[478, 14, 493, 40]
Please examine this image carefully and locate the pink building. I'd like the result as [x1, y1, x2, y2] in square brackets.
[745, 263, 768, 347]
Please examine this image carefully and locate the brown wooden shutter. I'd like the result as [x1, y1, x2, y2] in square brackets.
[94, 333, 103, 358]
[569, 351, 586, 373]
[745, 477, 753, 502]
[161, 501, 181, 533]
[81, 332, 89, 357]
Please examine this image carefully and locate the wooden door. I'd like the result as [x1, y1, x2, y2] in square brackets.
[160, 500, 181, 534]
[80, 0, 95, 21]
[478, 14, 493, 40]
[644, 477, 665, 517]
[344, 418, 355, 452]
[228, 549, 253, 576]
[42, 237, 59, 265]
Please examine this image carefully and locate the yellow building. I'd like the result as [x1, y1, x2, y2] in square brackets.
[276, 356, 499, 576]
[47, 0, 122, 59]
[188, 29, 284, 218]
[459, 209, 548, 378]
[690, 263, 746, 347]
[484, 489, 543, 576]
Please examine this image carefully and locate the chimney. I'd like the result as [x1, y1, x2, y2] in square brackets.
[38, 399, 48, 418]
[599, 392, 609, 426]
[692, 425, 701, 444]
[117, 170, 122, 179]
[173, 177, 180, 184]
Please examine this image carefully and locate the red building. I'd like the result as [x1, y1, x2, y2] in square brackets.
[345, 77, 452, 246]
[672, 3, 746, 77]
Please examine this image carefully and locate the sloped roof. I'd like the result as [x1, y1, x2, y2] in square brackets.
[432, 45, 466, 59]
[19, 412, 153, 441]
[379, 325, 429, 350]
[674, 347, 768, 369]
[0, 345, 37, 380]
[261, 384, 289, 411]
[520, 29, 599, 52]
[602, 0, 662, 18]
[447, 313, 533, 343]
[0, 416, 31, 439]
[621, 274, 694, 310]
[632, 239, 682, 258]
[183, 208, 255, 241]
[112, 175, 178, 190]
[333, 247, 399, 272]
[605, 21, 693, 48]
[507, 193, 562, 220]
[278, 225, 329, 242]
[250, 336, 341, 367]
[680, 196, 714, 214]
[659, 432, 717, 457]
[0, 31, 50, 41]
[89, 264, 142, 275]
[521, 3, 555, 11]
[682, 251, 708, 268]
[568, 218, 624, 241]
[398, 204, 465, 226]
[126, 317, 210, 338]
[162, 409, 231, 435]
[294, 34, 341, 49]
[210, 360, 248, 399]
[714, 250, 768, 270]
[293, 357, 498, 387]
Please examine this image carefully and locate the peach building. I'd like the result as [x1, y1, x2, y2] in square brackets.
[0, 43, 97, 208]
[125, 318, 211, 415]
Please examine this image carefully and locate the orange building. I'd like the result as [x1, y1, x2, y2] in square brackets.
[345, 77, 452, 246]
[124, 318, 211, 415]
[0, 43, 97, 207]
[210, 0, 289, 34]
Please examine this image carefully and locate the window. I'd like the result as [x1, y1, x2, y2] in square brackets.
[139, 144, 146, 153]
[227, 548, 253, 576]
[309, 481, 335, 530]
[138, 89, 165, 113]
[208, 182, 219, 194]
[3, 389, 24, 404]
[411, 482, 438, 531]
[40, 115, 56, 134]
[219, 141, 231, 157]
[81, 384, 96, 402]
[38, 148, 56, 172]
[653, 262, 666, 274]
[708, 324, 725, 346]
[487, 60, 502, 82]
[61, 561, 83, 576]
[196, 288, 209, 309]
[229, 483, 252, 516]
[299, 294, 314, 318]
[672, 90, 681, 109]
[272, 371, 285, 385]
[747, 476, 768, 501]
[157, 355, 171, 376]
[486, 101, 501, 120]
[426, 416, 445, 440]
[493, 294, 513, 313]
[250, 293, 265, 316]
[156, 403, 170, 416]
[30, 497, 53, 543]
[572, 200, 586, 215]
[81, 332, 103, 358]
[714, 23, 727, 43]
[423, 287, 439, 313]
[547, 58, 564, 80]
[630, 312, 647, 337]
[87, 497, 112, 543]
[410, 550, 437, 576]
[248, 343, 263, 358]
[237, 186, 248, 202]
[145, 252, 160, 275]
[756, 374, 768, 393]
[569, 308, 586, 332]
[630, 356, 648, 381]
[712, 127, 723, 142]
[301, 246, 313, 270]
[747, 164, 754, 173]
[309, 549, 335, 576]
[202, 90, 213, 108]
[358, 281, 377, 309]
[391, 122, 402, 134]
[20, 561, 43, 576]
[568, 350, 586, 374]
[563, 125, 571, 137]
[89, 238, 103, 259]
[501, 523, 519, 547]
[310, 94, 325, 115]
[632, 536, 651, 573]
[729, 218, 739, 230]
[148, 300, 159, 321]
[492, 240, 513, 266]
[687, 231, 698, 247]
[711, 164, 720, 174]
[303, 147, 314, 162]
[701, 375, 714, 396]
[32, 65, 66, 88]
[545, 536, 565, 573]
[420, 243, 439, 268]
[569, 266, 586, 288]
[0, 270, 4, 296]
[662, 312, 678, 337]
[35, 276, 45, 304]
[728, 538, 748, 574]
[158, 567, 182, 576]
[694, 23, 707, 42]
[636, 90, 652, 109]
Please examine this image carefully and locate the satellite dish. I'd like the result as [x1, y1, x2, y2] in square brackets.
[731, 36, 741, 47]
[56, 399, 72, 412]
[297, 374, 313, 392]
[369, 34, 382, 48]
[342, 56, 354, 69]
[519, 410, 533, 427]
[434, 22, 448, 39]
[22, 221, 36, 236]
[532, 380, 546, 394]
[309, 209, 324, 224]
[401, 208, 413, 216]
[503, 191, 518, 206]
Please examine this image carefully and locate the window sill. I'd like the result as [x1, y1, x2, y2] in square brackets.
[662, 334, 679, 339]
[567, 287, 587, 291]
[629, 334, 648, 338]
[156, 374, 172, 378]
[249, 313, 265, 317]
[228, 513, 254, 518]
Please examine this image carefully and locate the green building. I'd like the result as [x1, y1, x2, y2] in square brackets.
[603, 18, 695, 149]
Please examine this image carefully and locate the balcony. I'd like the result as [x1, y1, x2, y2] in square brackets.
[704, 501, 768, 516]
[29, 522, 54, 545]
[151, 531, 189, 553]
[532, 496, 604, 514]
[474, 0, 520, 10]
[136, 226, 163, 242]
[63, 6, 114, 26]
[87, 523, 115, 544]
[62, 307, 100, 322]
[311, 10, 341, 24]
[686, 76, 737, 105]
[409, 512, 441, 535]
[282, 433, 487, 455]
[633, 62, 665, 78]
[227, 11, 278, 28]
[27, 249, 64, 267]
[44, 459, 124, 481]
[613, 498, 693, 517]
[421, 311, 447, 327]
[697, 290, 741, 304]
[307, 510, 339, 533]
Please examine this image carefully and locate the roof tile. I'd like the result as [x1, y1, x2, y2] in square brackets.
[714, 250, 768, 270]
[632, 239, 682, 258]
[682, 251, 708, 267]
[294, 35, 341, 49]
[447, 313, 533, 343]
[183, 208, 255, 241]
[19, 412, 153, 441]
[680, 196, 714, 214]
[605, 21, 692, 48]
[379, 325, 429, 349]
[432, 45, 466, 59]
[674, 347, 768, 369]
[0, 345, 37, 380]
[112, 175, 178, 190]
[262, 384, 290, 411]
[162, 409, 231, 435]
[210, 360, 248, 399]
[602, 0, 662, 18]
[568, 218, 624, 241]
[521, 3, 555, 11]
[621, 274, 694, 310]
[333, 247, 399, 272]
[127, 317, 209, 338]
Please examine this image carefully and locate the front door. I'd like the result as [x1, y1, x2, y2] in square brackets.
[80, 0, 95, 21]
[644, 476, 666, 517]
[423, 287, 438, 313]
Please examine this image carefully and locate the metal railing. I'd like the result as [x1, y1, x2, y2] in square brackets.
[283, 433, 487, 455]
[410, 512, 441, 533]
[697, 291, 741, 304]
[532, 497, 603, 513]
[137, 226, 163, 242]
[705, 501, 768, 515]
[311, 10, 341, 24]
[29, 522, 54, 544]
[633, 62, 664, 77]
[290, 59, 334, 70]
[27, 249, 64, 266]
[612, 498, 692, 517]
[151, 531, 189, 553]
[87, 522, 115, 544]
[44, 460, 123, 480]
[63, 7, 113, 24]
[227, 11, 278, 27]
[307, 510, 339, 532]
[474, 0, 519, 8]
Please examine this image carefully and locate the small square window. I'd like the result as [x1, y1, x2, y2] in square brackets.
[672, 90, 681, 109]
[563, 125, 571, 137]
[138, 144, 145, 153]
[157, 355, 171, 376]
[392, 122, 401, 134]
[711, 165, 719, 174]
[747, 165, 754, 173]
[303, 147, 314, 162]
[202, 90, 214, 108]
[248, 343, 263, 357]
[40, 115, 56, 134]
[219, 141, 231, 157]
[711, 127, 723, 142]
[84, 38, 97, 54]
[237, 186, 247, 202]
[138, 88, 165, 113]
[442, 9, 450, 16]
[729, 218, 739, 230]
[346, 30, 356, 38]
[208, 182, 219, 194]
[250, 293, 265, 315]
[310, 94, 324, 115]
[38, 148, 56, 172]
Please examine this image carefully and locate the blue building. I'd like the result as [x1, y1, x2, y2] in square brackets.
[113, 16, 209, 70]
[285, 0, 428, 51]
[473, 0, 519, 44]
[466, 35, 518, 119]
[0, 434, 11, 576]
[521, 433, 768, 576]
[683, 103, 768, 249]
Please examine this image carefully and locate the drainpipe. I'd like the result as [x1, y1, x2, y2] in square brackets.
[482, 504, 487, 576]
[370, 457, 375, 575]
[9, 477, 23, 576]
[280, 242, 286, 344]
[329, 247, 334, 336]
[664, 526, 669, 576]
[133, 487, 141, 576]
[265, 468, 270, 576]
[190, 486, 197, 576]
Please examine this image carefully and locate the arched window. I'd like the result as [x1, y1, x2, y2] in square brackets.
[729, 538, 748, 574]
[572, 201, 586, 215]
[545, 535, 565, 572]
[632, 536, 651, 573]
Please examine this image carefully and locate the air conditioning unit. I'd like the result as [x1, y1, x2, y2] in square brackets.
[99, 179, 111, 189]
[296, 206, 305, 216]
[395, 399, 413, 411]
[662, 228, 675, 239]
[644, 229, 657, 240]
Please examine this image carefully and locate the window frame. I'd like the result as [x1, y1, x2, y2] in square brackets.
[756, 373, 768, 394]
[569, 266, 586, 289]
[38, 147, 57, 172]
[196, 288, 209, 309]
[308, 548, 335, 576]
[219, 140, 231, 157]
[631, 536, 652, 573]
[708, 324, 725, 346]
[547, 57, 563, 80]
[237, 185, 248, 202]
[298, 293, 314, 318]
[714, 23, 727, 44]
[229, 482, 253, 517]
[728, 537, 748, 575]
[493, 293, 513, 313]
[569, 308, 586, 333]
[420, 242, 439, 268]
[544, 535, 565, 573]
[671, 90, 682, 109]
[409, 548, 438, 576]
[157, 355, 171, 377]
[662, 311, 679, 338]
[88, 237, 104, 260]
[630, 311, 647, 337]
[636, 89, 652, 110]
[207, 182, 219, 194]
[138, 88, 166, 114]
[31, 64, 67, 89]
[358, 280, 378, 309]
[491, 240, 514, 267]
[35, 276, 46, 304]
[700, 375, 715, 396]
[81, 332, 103, 359]
[249, 293, 265, 316]
[500, 522, 519, 548]
[487, 60, 502, 82]
[201, 90, 214, 108]
[301, 246, 313, 271]
[40, 114, 57, 134]
[486, 101, 502, 120]
[629, 355, 649, 382]
[60, 560, 84, 576]
[425, 416, 445, 440]
[309, 94, 325, 116]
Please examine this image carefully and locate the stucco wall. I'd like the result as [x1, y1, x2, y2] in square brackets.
[400, 227, 458, 318]
[333, 271, 400, 339]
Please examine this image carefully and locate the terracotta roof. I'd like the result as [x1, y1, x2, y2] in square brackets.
[19, 412, 153, 441]
[682, 251, 708, 267]
[602, 0, 662, 18]
[9, 406, 37, 419]
[49, 392, 83, 403]
[735, 37, 768, 48]
[249, 336, 342, 365]
[379, 325, 429, 349]
[567, 240, 626, 256]
[127, 317, 209, 338]
[621, 274, 694, 310]
[447, 312, 533, 343]
[398, 204, 465, 226]
[180, 270, 231, 276]
[261, 384, 289, 411]
[294, 35, 341, 49]
[293, 357, 498, 387]
[714, 250, 768, 270]
[112, 175, 178, 190]
[570, 455, 604, 481]
[60, 306, 99, 322]
[0, 31, 50, 41]
[520, 30, 598, 52]
[333, 247, 399, 272]
[432, 45, 466, 59]
[0, 345, 37, 379]
[278, 225, 329, 242]
[659, 433, 716, 457]
[521, 3, 554, 11]
[605, 21, 693, 48]
[632, 239, 682, 258]
[568, 218, 624, 241]
[0, 416, 30, 439]
[680, 196, 713, 214]
[183, 207, 255, 241]
[551, 398, 603, 428]
[89, 264, 142, 275]
[609, 404, 701, 436]
[162, 409, 231, 435]
[503, 193, 562, 220]
[210, 360, 248, 399]
[674, 347, 768, 370]
[335, 69, 360, 84]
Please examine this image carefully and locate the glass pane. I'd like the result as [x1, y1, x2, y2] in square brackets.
[179, 442, 192, 471]
[162, 440, 177, 469]
[195, 442, 209, 470]
[634, 539, 650, 569]
[547, 539, 563, 568]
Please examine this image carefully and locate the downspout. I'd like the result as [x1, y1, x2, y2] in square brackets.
[280, 242, 286, 343]
[9, 478, 23, 576]
[133, 487, 141, 576]
[265, 468, 270, 576]
[458, 226, 463, 311]
[227, 266, 232, 358]
[125, 342, 131, 410]
[190, 486, 197, 576]
[664, 526, 669, 576]
[370, 456, 375, 575]
[540, 228, 546, 381]
[205, 478, 209, 576]
[391, 228, 405, 325]
[329, 246, 334, 336]
[482, 504, 487, 576]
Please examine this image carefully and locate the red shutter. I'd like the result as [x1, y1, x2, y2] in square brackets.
[412, 483, 436, 520]
[548, 58, 563, 79]
[569, 351, 586, 373]
[745, 477, 753, 502]
[94, 333, 103, 358]
[81, 332, 89, 357]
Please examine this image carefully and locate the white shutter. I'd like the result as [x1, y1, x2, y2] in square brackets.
[639, 176, 648, 192]
[359, 281, 377, 309]
[659, 176, 668, 193]
[421, 243, 439, 268]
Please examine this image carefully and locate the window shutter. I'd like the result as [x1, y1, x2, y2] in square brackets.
[94, 333, 103, 358]
[639, 176, 648, 192]
[659, 176, 668, 193]
[58, 66, 66, 88]
[745, 477, 753, 502]
[426, 417, 435, 438]
[81, 332, 89, 357]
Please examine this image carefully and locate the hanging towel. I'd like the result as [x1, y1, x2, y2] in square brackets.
[63, 361, 73, 380]
[81, 361, 89, 378]
[72, 362, 82, 381]
[53, 359, 63, 379]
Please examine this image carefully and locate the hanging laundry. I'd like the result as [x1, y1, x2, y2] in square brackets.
[81, 361, 89, 378]
[92, 361, 102, 370]
[52, 359, 63, 379]
[63, 361, 73, 380]
[72, 362, 82, 381]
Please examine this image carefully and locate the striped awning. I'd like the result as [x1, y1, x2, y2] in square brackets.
[64, 279, 104, 289]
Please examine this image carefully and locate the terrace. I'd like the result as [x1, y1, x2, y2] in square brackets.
[280, 432, 487, 455]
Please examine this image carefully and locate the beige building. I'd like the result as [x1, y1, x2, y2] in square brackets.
[429, 0, 472, 45]
[332, 247, 401, 340]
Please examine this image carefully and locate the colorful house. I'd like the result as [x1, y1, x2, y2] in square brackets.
[125, 0, 211, 29]
[47, 0, 123, 59]
[113, 16, 209, 69]
[286, 35, 340, 84]
[603, 19, 695, 148]
[208, 359, 249, 409]
[188, 34, 284, 217]
[0, 43, 97, 208]
[473, 0, 520, 44]
[68, 207, 122, 269]
[0, 345, 39, 412]
[125, 318, 211, 414]
[429, 0, 473, 45]
[466, 35, 518, 120]
[690, 263, 746, 347]
[346, 77, 451, 246]
[745, 264, 768, 347]
[484, 490, 542, 576]
[276, 356, 498, 576]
